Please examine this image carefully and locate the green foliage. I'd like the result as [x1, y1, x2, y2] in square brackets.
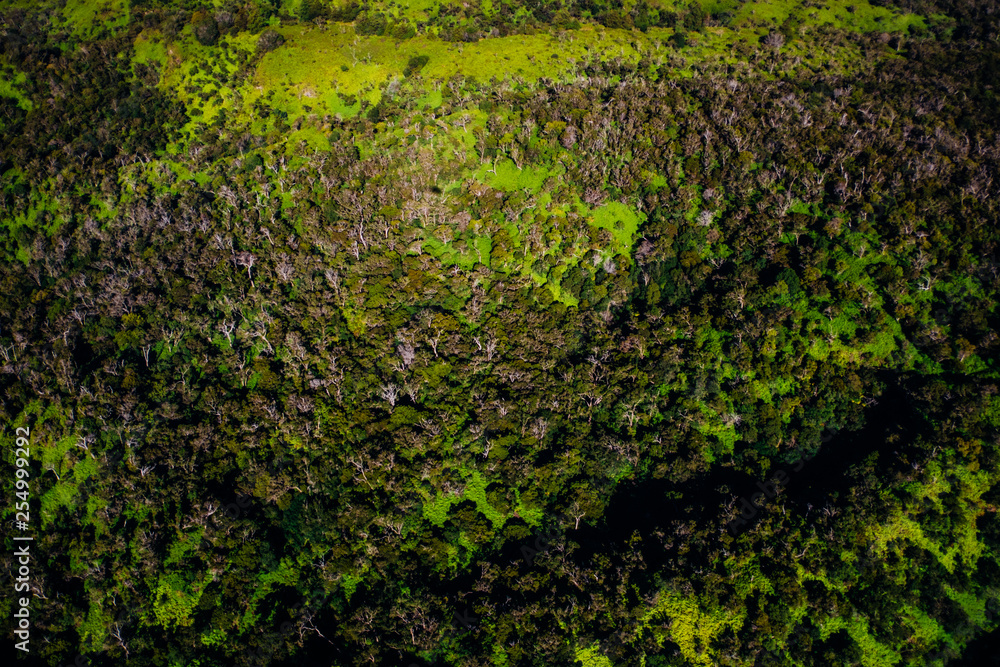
[354, 11, 388, 36]
[152, 573, 211, 629]
[256, 28, 286, 55]
[193, 15, 220, 46]
[403, 54, 430, 77]
[2, 1, 999, 666]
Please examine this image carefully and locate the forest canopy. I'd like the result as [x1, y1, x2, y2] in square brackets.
[1, 1, 999, 666]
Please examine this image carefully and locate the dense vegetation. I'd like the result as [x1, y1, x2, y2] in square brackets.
[2, 1, 999, 666]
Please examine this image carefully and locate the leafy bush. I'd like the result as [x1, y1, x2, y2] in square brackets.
[599, 10, 633, 29]
[403, 54, 430, 77]
[682, 1, 706, 31]
[299, 0, 328, 22]
[193, 17, 219, 46]
[256, 29, 285, 56]
[329, 1, 362, 22]
[355, 11, 388, 36]
[392, 22, 417, 40]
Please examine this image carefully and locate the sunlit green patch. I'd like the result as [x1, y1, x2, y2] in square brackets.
[39, 436, 101, 527]
[419, 469, 508, 528]
[476, 157, 552, 192]
[730, 0, 925, 33]
[798, 0, 925, 33]
[154, 29, 257, 142]
[395, 0, 439, 22]
[0, 62, 32, 111]
[638, 591, 747, 666]
[575, 643, 613, 667]
[588, 201, 644, 252]
[247, 25, 667, 125]
[132, 30, 168, 69]
[815, 614, 900, 667]
[78, 599, 113, 652]
[421, 234, 487, 271]
[62, 0, 130, 37]
[865, 460, 992, 576]
[151, 571, 212, 629]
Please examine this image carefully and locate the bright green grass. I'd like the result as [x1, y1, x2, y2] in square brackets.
[731, 0, 925, 33]
[421, 235, 485, 271]
[800, 0, 925, 33]
[397, 0, 439, 22]
[247, 25, 665, 123]
[865, 460, 991, 575]
[279, 0, 303, 17]
[415, 87, 443, 108]
[638, 591, 747, 666]
[575, 643, 614, 667]
[133, 31, 168, 68]
[476, 157, 552, 192]
[589, 201, 643, 252]
[148, 28, 257, 142]
[816, 614, 901, 667]
[63, 0, 130, 37]
[152, 571, 212, 629]
[39, 445, 101, 528]
[0, 63, 32, 111]
[146, 8, 924, 153]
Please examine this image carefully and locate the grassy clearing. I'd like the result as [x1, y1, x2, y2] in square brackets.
[134, 2, 927, 150]
[247, 24, 669, 123]
[731, 0, 925, 32]
[132, 30, 168, 68]
[589, 201, 643, 252]
[475, 157, 552, 192]
[639, 591, 746, 666]
[575, 643, 614, 667]
[143, 28, 258, 144]
[62, 0, 130, 38]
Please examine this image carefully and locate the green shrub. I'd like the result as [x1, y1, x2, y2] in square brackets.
[392, 22, 417, 40]
[682, 2, 705, 31]
[355, 11, 387, 36]
[657, 10, 678, 28]
[403, 54, 430, 77]
[599, 11, 633, 30]
[256, 29, 285, 56]
[300, 0, 328, 22]
[193, 18, 219, 46]
[329, 1, 362, 22]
